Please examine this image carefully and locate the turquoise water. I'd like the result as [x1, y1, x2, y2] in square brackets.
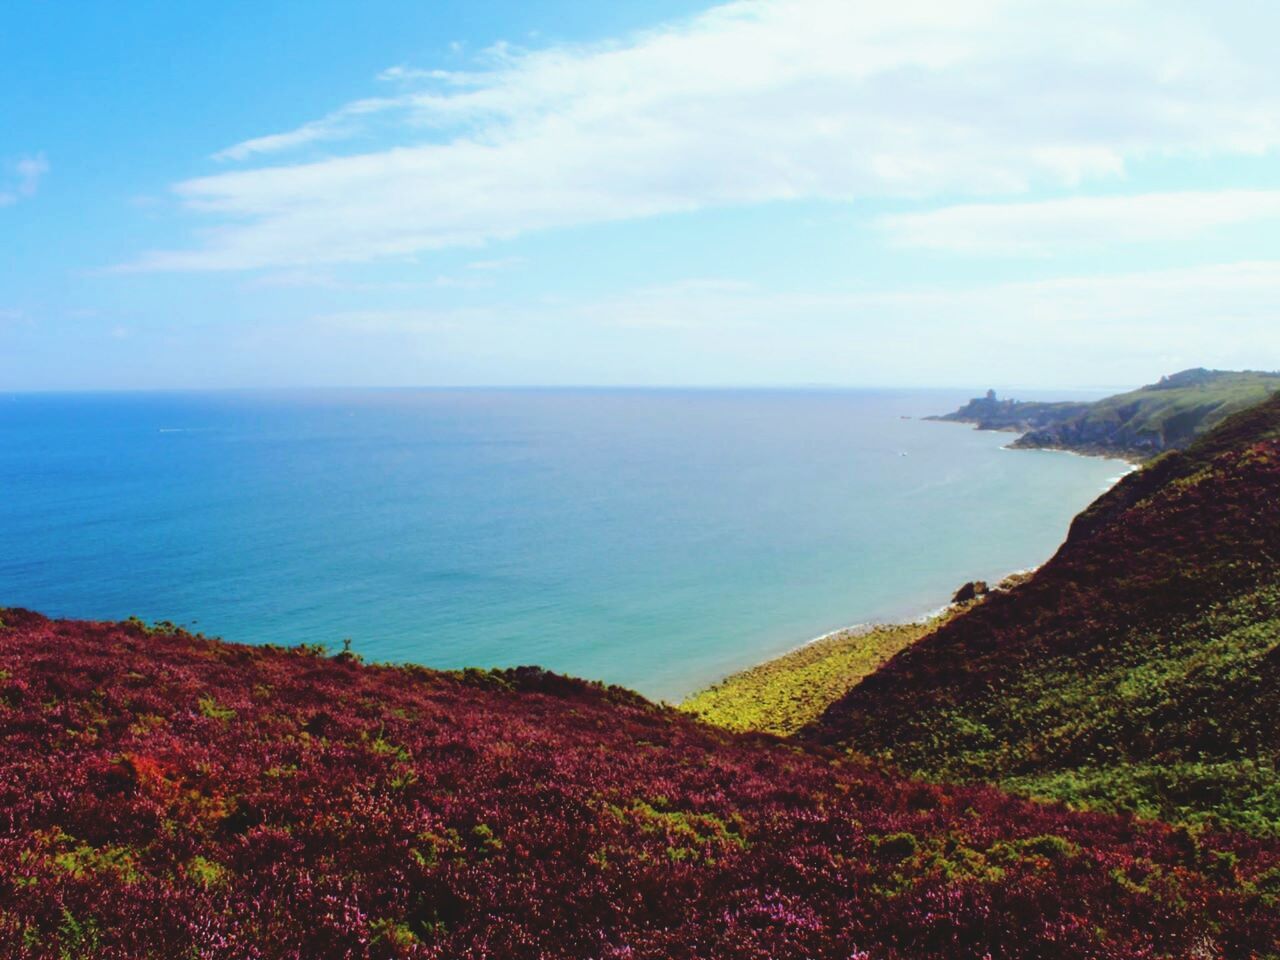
[0, 389, 1125, 701]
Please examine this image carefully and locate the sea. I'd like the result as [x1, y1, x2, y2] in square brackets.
[0, 388, 1128, 702]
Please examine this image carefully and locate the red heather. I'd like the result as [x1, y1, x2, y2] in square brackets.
[1, 610, 1277, 958]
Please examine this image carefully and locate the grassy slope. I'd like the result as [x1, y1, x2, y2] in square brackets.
[1013, 368, 1280, 456]
[3, 611, 1280, 958]
[806, 394, 1280, 835]
[680, 620, 935, 735]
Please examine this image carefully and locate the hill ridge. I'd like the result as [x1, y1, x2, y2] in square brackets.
[930, 368, 1280, 459]
[806, 392, 1280, 835]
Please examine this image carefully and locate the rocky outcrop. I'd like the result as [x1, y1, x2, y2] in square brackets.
[925, 390, 1090, 433]
[951, 580, 989, 604]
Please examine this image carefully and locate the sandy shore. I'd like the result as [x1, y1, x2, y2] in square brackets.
[686, 449, 1142, 714]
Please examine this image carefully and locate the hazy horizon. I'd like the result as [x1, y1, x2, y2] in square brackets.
[6, 0, 1280, 390]
[1, 380, 1140, 396]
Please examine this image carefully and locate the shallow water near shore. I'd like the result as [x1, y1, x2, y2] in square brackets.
[0, 388, 1124, 701]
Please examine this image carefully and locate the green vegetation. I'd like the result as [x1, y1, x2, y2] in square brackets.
[183, 855, 230, 891]
[928, 390, 1090, 432]
[921, 581, 1280, 833]
[681, 619, 938, 735]
[934, 368, 1280, 458]
[1015, 368, 1280, 457]
[810, 394, 1280, 835]
[196, 694, 235, 721]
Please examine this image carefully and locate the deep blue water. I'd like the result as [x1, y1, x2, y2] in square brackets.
[0, 389, 1126, 700]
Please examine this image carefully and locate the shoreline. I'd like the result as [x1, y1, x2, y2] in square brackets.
[1005, 440, 1149, 466]
[681, 564, 1041, 716]
[685, 442, 1144, 710]
[683, 435, 1142, 708]
[926, 414, 1152, 466]
[996, 439, 1143, 464]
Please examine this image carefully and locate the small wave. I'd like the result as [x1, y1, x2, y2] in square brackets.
[801, 623, 870, 647]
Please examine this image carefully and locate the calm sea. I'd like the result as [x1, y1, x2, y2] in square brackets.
[0, 389, 1125, 701]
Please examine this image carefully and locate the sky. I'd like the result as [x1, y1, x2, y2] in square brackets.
[3, 0, 1280, 391]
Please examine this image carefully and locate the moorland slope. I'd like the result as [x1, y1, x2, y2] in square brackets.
[2, 610, 1278, 958]
[808, 393, 1280, 835]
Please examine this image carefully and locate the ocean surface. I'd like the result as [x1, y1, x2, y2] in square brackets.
[0, 389, 1127, 701]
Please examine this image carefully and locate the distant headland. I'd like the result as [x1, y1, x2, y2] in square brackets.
[927, 367, 1280, 460]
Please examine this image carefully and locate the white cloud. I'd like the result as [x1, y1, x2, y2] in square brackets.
[466, 256, 525, 271]
[267, 262, 1280, 386]
[577, 261, 1280, 329]
[312, 308, 464, 334]
[130, 0, 1280, 271]
[244, 269, 483, 291]
[881, 190, 1280, 254]
[551, 261, 1280, 382]
[212, 97, 404, 161]
[0, 154, 48, 206]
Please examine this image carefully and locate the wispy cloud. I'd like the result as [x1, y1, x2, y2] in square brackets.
[212, 97, 404, 162]
[466, 256, 525, 272]
[574, 261, 1280, 332]
[0, 154, 48, 207]
[881, 190, 1280, 254]
[246, 268, 497, 292]
[592, 261, 1280, 381]
[312, 308, 464, 334]
[278, 262, 1280, 385]
[128, 0, 1280, 272]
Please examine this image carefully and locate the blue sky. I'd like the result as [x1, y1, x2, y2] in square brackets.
[4, 0, 1280, 390]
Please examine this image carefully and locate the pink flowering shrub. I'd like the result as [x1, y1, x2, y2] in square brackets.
[0, 610, 1276, 958]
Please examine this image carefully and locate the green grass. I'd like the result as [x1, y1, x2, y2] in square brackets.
[681, 618, 942, 735]
[1012, 368, 1280, 456]
[931, 583, 1280, 834]
[1075, 370, 1280, 446]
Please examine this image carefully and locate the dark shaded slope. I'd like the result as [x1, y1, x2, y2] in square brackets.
[2, 611, 1278, 958]
[806, 393, 1280, 834]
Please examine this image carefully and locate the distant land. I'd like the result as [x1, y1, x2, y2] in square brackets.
[928, 367, 1280, 460]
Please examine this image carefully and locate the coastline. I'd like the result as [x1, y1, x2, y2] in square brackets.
[996, 441, 1144, 475]
[681, 441, 1142, 728]
[1006, 439, 1149, 465]
[925, 409, 1154, 466]
[680, 565, 1038, 733]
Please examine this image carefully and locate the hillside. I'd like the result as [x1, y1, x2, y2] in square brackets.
[927, 390, 1091, 433]
[680, 620, 936, 736]
[806, 393, 1280, 835]
[680, 578, 1033, 737]
[3, 612, 1279, 958]
[932, 368, 1280, 459]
